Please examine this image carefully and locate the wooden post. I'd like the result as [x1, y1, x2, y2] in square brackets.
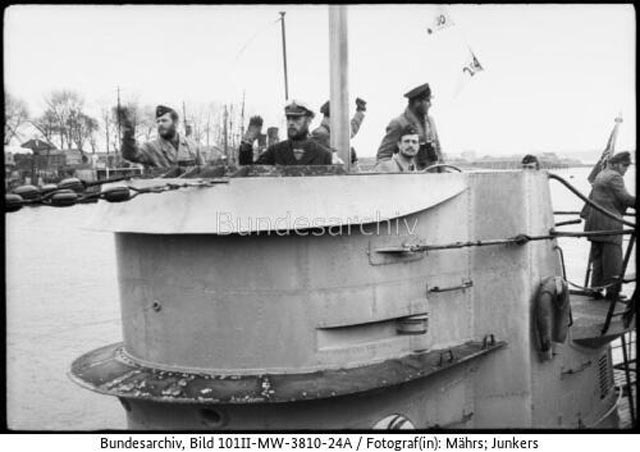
[329, 5, 350, 170]
[183, 102, 187, 135]
[30, 152, 36, 186]
[229, 104, 235, 162]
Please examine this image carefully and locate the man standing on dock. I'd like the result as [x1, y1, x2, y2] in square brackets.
[376, 83, 443, 170]
[239, 100, 333, 165]
[583, 151, 635, 301]
[119, 105, 204, 168]
[311, 97, 367, 166]
[373, 125, 420, 173]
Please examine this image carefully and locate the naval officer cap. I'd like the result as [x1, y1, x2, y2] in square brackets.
[404, 83, 432, 101]
[609, 151, 632, 165]
[285, 100, 315, 118]
[156, 105, 178, 119]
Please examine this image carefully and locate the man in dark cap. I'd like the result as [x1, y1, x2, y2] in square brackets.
[373, 125, 420, 173]
[311, 97, 367, 166]
[521, 154, 540, 170]
[239, 100, 333, 165]
[583, 151, 635, 301]
[376, 83, 443, 170]
[119, 105, 203, 168]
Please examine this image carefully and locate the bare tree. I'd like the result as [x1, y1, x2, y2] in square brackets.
[31, 110, 59, 145]
[37, 89, 99, 156]
[68, 112, 99, 152]
[134, 104, 157, 142]
[88, 132, 98, 153]
[185, 101, 224, 146]
[100, 106, 116, 154]
[42, 89, 84, 148]
[4, 92, 29, 145]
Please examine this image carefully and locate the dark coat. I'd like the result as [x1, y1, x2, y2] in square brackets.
[583, 168, 635, 244]
[376, 107, 442, 170]
[239, 138, 333, 165]
[121, 131, 203, 168]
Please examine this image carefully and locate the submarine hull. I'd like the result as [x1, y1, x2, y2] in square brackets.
[70, 171, 621, 429]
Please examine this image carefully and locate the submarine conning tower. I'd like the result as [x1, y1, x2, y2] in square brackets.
[69, 168, 620, 429]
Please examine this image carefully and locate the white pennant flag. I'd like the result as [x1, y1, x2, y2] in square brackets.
[453, 48, 485, 98]
[426, 7, 455, 35]
[462, 48, 484, 77]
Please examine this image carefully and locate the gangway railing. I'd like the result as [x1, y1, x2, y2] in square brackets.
[549, 172, 637, 428]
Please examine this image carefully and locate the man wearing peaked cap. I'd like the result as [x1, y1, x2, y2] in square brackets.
[311, 97, 367, 168]
[119, 104, 203, 168]
[238, 99, 333, 166]
[583, 150, 635, 301]
[283, 100, 315, 118]
[404, 83, 432, 100]
[376, 82, 444, 170]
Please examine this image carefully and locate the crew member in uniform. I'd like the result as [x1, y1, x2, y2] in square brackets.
[521, 154, 540, 170]
[119, 105, 204, 168]
[239, 100, 333, 165]
[376, 83, 443, 170]
[373, 125, 420, 173]
[583, 151, 635, 301]
[311, 97, 367, 166]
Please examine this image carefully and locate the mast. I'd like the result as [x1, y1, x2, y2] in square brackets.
[240, 90, 246, 138]
[223, 105, 229, 161]
[182, 101, 188, 136]
[229, 104, 234, 152]
[116, 86, 121, 156]
[104, 109, 109, 164]
[328, 5, 350, 170]
[279, 11, 289, 101]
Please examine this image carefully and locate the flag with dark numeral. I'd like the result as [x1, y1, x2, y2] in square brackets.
[427, 7, 455, 35]
[462, 48, 484, 77]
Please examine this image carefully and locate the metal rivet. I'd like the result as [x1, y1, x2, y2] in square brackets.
[151, 300, 161, 312]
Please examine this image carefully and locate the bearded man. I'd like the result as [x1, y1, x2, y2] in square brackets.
[239, 100, 333, 165]
[120, 105, 203, 168]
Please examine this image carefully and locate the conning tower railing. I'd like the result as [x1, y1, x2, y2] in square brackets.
[549, 172, 636, 427]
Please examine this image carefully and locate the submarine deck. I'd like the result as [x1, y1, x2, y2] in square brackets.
[570, 292, 634, 348]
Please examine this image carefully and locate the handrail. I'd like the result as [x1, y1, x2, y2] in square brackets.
[548, 173, 636, 228]
[583, 384, 624, 428]
[421, 163, 463, 173]
[554, 210, 635, 217]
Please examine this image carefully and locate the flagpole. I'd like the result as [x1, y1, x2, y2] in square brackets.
[587, 114, 623, 183]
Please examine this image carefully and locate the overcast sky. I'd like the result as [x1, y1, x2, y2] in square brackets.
[4, 4, 636, 158]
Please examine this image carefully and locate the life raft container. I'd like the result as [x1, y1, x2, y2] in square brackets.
[534, 276, 570, 361]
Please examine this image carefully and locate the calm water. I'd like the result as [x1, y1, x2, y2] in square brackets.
[5, 167, 635, 430]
